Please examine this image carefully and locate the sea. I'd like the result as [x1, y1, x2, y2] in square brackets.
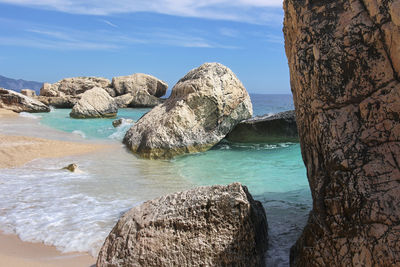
[0, 94, 311, 266]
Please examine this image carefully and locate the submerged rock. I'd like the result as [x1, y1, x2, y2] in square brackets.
[123, 63, 253, 159]
[284, 0, 400, 265]
[62, 163, 79, 172]
[97, 183, 268, 267]
[112, 118, 134, 128]
[111, 73, 168, 97]
[70, 87, 117, 118]
[226, 110, 298, 143]
[0, 88, 50, 113]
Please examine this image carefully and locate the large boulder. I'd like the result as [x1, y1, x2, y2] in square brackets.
[123, 63, 253, 159]
[114, 92, 163, 108]
[111, 73, 168, 97]
[97, 183, 268, 267]
[284, 0, 400, 266]
[40, 77, 111, 97]
[226, 110, 298, 143]
[0, 88, 50, 113]
[70, 87, 117, 118]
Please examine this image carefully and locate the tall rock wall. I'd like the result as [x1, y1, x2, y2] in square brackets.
[283, 0, 400, 266]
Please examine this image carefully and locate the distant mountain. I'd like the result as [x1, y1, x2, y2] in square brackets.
[0, 75, 43, 94]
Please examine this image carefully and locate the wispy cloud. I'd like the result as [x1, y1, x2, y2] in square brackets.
[0, 18, 237, 51]
[0, 0, 283, 25]
[101, 19, 118, 28]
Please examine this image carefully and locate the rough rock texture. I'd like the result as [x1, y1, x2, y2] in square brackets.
[0, 88, 50, 113]
[284, 1, 400, 266]
[20, 89, 36, 97]
[123, 63, 253, 159]
[226, 110, 298, 143]
[111, 73, 168, 97]
[97, 183, 268, 267]
[40, 77, 111, 97]
[70, 87, 117, 118]
[36, 96, 79, 108]
[112, 118, 134, 128]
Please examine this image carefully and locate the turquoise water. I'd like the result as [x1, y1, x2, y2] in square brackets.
[0, 94, 310, 266]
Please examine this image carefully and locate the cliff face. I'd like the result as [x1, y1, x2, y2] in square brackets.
[283, 1, 400, 266]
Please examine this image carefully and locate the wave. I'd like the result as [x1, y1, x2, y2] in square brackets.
[108, 119, 134, 141]
[19, 112, 41, 119]
[72, 130, 86, 139]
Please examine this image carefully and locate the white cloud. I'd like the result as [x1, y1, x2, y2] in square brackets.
[0, 0, 283, 24]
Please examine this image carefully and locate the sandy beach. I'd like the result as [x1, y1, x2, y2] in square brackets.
[0, 108, 100, 266]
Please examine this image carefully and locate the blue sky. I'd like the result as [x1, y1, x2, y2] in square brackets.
[0, 0, 289, 94]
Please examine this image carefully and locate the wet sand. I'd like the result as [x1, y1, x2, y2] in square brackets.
[0, 108, 102, 266]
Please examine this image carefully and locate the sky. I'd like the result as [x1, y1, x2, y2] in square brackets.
[0, 0, 290, 94]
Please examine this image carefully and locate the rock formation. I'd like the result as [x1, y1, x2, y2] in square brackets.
[97, 183, 268, 267]
[0, 88, 50, 113]
[40, 77, 111, 97]
[283, 0, 400, 266]
[20, 89, 36, 97]
[38, 75, 167, 108]
[70, 87, 117, 118]
[111, 73, 168, 97]
[123, 63, 253, 159]
[226, 110, 298, 143]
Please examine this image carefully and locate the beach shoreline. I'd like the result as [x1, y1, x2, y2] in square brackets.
[0, 108, 102, 266]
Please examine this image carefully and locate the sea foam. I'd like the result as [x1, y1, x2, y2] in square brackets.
[19, 112, 41, 119]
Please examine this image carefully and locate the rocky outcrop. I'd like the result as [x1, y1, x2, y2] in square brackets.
[111, 73, 168, 97]
[97, 183, 268, 267]
[226, 110, 298, 143]
[0, 88, 50, 113]
[123, 63, 253, 159]
[70, 87, 117, 118]
[284, 1, 400, 266]
[40, 77, 111, 97]
[20, 89, 36, 97]
[38, 75, 166, 108]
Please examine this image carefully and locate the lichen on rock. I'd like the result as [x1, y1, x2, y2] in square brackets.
[283, 0, 400, 266]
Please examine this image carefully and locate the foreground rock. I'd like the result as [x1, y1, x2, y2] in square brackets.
[70, 87, 117, 118]
[111, 73, 168, 97]
[123, 63, 253, 159]
[97, 183, 268, 267]
[0, 88, 50, 113]
[226, 110, 298, 143]
[284, 0, 400, 266]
